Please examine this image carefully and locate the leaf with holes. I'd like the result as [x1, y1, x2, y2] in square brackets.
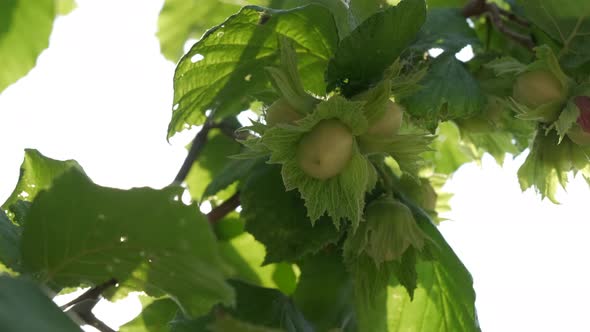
[21, 168, 234, 318]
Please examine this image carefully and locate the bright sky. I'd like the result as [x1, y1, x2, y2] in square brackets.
[1, 1, 589, 331]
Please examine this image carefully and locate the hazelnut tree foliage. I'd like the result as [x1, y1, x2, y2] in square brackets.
[1, 0, 590, 331]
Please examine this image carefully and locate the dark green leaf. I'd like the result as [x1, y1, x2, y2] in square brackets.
[0, 276, 81, 332]
[349, 0, 389, 24]
[203, 158, 262, 200]
[240, 164, 342, 264]
[402, 54, 486, 131]
[120, 297, 179, 332]
[0, 210, 20, 271]
[293, 252, 355, 331]
[518, 0, 590, 68]
[169, 5, 338, 138]
[326, 0, 427, 96]
[21, 168, 234, 318]
[426, 0, 468, 7]
[0, 0, 55, 93]
[227, 280, 313, 330]
[411, 8, 480, 52]
[2, 149, 82, 211]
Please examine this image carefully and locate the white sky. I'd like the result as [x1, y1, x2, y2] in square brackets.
[1, 1, 590, 331]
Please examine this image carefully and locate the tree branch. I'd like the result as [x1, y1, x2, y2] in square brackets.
[462, 0, 535, 50]
[60, 278, 117, 310]
[173, 119, 215, 185]
[61, 278, 118, 332]
[207, 193, 241, 224]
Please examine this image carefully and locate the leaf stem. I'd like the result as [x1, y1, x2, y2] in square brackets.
[61, 278, 118, 332]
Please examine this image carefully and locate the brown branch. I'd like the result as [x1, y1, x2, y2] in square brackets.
[62, 278, 118, 332]
[462, 0, 535, 50]
[60, 278, 117, 310]
[207, 193, 241, 224]
[173, 119, 215, 185]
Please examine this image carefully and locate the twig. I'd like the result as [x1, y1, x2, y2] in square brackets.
[60, 278, 117, 310]
[207, 193, 241, 224]
[462, 0, 535, 50]
[62, 278, 118, 332]
[173, 119, 215, 185]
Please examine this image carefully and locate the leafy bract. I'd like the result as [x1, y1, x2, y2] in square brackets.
[21, 168, 234, 318]
[2, 149, 81, 212]
[424, 122, 478, 175]
[262, 96, 374, 228]
[326, 0, 427, 96]
[518, 0, 590, 68]
[361, 133, 435, 176]
[518, 130, 590, 203]
[0, 0, 54, 93]
[169, 4, 338, 138]
[411, 8, 480, 53]
[0, 276, 82, 332]
[402, 54, 486, 131]
[240, 164, 342, 263]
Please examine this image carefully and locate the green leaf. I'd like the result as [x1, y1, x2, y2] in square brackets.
[225, 280, 313, 331]
[518, 0, 590, 68]
[426, 0, 467, 7]
[169, 4, 338, 138]
[349, 0, 389, 24]
[185, 128, 242, 201]
[120, 297, 179, 332]
[0, 0, 56, 93]
[21, 168, 234, 318]
[411, 8, 480, 53]
[326, 0, 427, 96]
[402, 54, 486, 131]
[386, 212, 479, 331]
[219, 232, 298, 294]
[292, 252, 354, 331]
[554, 99, 580, 141]
[0, 276, 82, 332]
[203, 158, 262, 199]
[261, 96, 374, 228]
[240, 164, 342, 263]
[0, 210, 21, 271]
[2, 149, 82, 212]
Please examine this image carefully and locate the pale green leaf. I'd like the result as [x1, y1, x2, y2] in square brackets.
[0, 0, 55, 93]
[21, 169, 234, 318]
[119, 297, 178, 332]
